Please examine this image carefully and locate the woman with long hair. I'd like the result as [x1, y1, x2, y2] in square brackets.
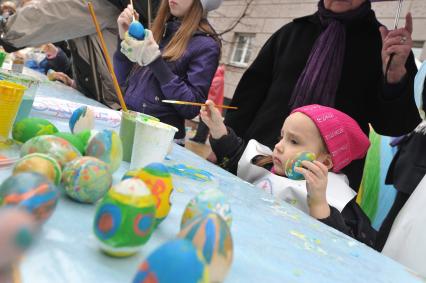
[114, 0, 222, 144]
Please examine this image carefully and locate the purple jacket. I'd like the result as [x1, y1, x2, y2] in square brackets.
[113, 20, 220, 138]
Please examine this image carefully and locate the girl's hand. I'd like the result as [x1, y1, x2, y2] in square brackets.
[49, 71, 75, 88]
[117, 5, 139, 40]
[295, 160, 330, 219]
[199, 100, 227, 139]
[380, 13, 413, 83]
[120, 29, 160, 66]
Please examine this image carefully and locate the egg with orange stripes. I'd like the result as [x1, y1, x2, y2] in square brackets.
[0, 172, 59, 223]
[178, 213, 233, 283]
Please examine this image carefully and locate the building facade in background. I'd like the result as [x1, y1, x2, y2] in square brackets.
[208, 0, 426, 101]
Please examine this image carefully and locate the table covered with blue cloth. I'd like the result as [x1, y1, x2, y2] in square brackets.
[0, 71, 423, 283]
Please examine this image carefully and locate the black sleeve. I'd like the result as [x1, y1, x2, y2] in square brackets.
[209, 127, 246, 175]
[318, 198, 376, 248]
[368, 52, 421, 136]
[46, 48, 72, 76]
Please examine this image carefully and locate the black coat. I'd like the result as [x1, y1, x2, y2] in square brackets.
[225, 11, 421, 190]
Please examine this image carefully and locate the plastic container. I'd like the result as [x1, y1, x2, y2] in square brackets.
[0, 81, 26, 140]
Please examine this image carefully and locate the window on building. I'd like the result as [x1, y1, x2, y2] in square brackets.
[412, 41, 425, 62]
[230, 33, 255, 67]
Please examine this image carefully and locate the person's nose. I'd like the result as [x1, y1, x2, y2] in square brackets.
[274, 139, 284, 153]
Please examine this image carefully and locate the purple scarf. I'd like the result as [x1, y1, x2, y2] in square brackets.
[289, 0, 372, 109]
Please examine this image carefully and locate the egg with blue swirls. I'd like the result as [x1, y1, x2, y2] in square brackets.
[85, 129, 123, 173]
[69, 106, 94, 134]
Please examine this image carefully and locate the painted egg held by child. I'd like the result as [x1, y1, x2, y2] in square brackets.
[132, 239, 209, 283]
[122, 162, 173, 226]
[62, 157, 112, 203]
[53, 132, 86, 154]
[94, 178, 156, 257]
[285, 151, 316, 180]
[13, 153, 62, 185]
[179, 213, 233, 283]
[85, 129, 123, 173]
[20, 135, 81, 168]
[0, 172, 59, 223]
[128, 21, 145, 40]
[181, 188, 232, 229]
[12, 118, 59, 143]
[69, 106, 95, 134]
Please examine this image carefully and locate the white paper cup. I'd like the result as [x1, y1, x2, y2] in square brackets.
[130, 119, 178, 169]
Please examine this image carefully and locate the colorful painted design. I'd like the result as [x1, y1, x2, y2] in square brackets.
[93, 179, 156, 257]
[181, 188, 232, 229]
[0, 172, 59, 222]
[85, 129, 123, 173]
[62, 157, 112, 203]
[12, 118, 59, 143]
[178, 213, 233, 283]
[132, 239, 209, 283]
[166, 164, 214, 182]
[13, 153, 62, 185]
[53, 132, 86, 154]
[122, 163, 173, 226]
[285, 152, 316, 180]
[20, 135, 81, 168]
[69, 106, 94, 134]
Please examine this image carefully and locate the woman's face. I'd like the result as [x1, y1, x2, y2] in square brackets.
[324, 0, 366, 13]
[169, 0, 194, 18]
[272, 113, 330, 176]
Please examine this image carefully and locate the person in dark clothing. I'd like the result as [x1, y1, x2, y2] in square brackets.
[224, 0, 421, 190]
[375, 68, 426, 251]
[39, 43, 72, 76]
[107, 0, 161, 27]
[201, 101, 376, 247]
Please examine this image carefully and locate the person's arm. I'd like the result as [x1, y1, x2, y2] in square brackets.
[113, 37, 135, 86]
[319, 199, 376, 248]
[2, 0, 119, 49]
[149, 38, 220, 119]
[224, 27, 284, 137]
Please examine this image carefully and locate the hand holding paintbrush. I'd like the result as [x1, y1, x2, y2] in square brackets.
[199, 100, 229, 139]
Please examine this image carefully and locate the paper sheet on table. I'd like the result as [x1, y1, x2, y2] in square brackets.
[31, 96, 122, 129]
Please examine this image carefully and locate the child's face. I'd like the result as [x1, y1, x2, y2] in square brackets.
[169, 0, 194, 18]
[272, 112, 330, 176]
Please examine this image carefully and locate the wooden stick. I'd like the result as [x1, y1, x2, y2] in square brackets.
[12, 263, 21, 283]
[88, 2, 128, 112]
[162, 100, 238, 110]
[129, 0, 136, 21]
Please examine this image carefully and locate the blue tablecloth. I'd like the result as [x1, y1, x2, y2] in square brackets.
[0, 73, 423, 283]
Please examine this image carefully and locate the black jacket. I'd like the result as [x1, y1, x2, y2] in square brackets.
[225, 11, 421, 190]
[210, 129, 376, 248]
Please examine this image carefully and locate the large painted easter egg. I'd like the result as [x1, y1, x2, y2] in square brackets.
[128, 21, 145, 40]
[181, 188, 232, 229]
[284, 151, 316, 180]
[12, 118, 58, 143]
[178, 213, 233, 283]
[132, 239, 209, 283]
[53, 132, 86, 154]
[0, 172, 59, 222]
[69, 106, 94, 134]
[62, 157, 112, 203]
[122, 163, 173, 226]
[13, 153, 62, 185]
[85, 129, 123, 173]
[20, 135, 81, 168]
[94, 178, 156, 257]
[0, 207, 37, 269]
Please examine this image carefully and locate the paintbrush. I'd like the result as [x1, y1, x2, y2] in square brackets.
[162, 100, 238, 110]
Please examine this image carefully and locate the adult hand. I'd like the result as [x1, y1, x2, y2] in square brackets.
[48, 71, 75, 88]
[120, 30, 160, 66]
[295, 160, 330, 219]
[117, 5, 139, 40]
[380, 13, 413, 84]
[200, 100, 227, 139]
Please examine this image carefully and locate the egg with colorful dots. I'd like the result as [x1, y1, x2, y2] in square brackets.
[181, 188, 232, 229]
[85, 129, 123, 173]
[20, 135, 81, 168]
[284, 151, 316, 180]
[62, 156, 112, 203]
[122, 162, 173, 226]
[13, 153, 62, 185]
[178, 213, 233, 283]
[69, 106, 95, 134]
[132, 239, 209, 283]
[94, 178, 156, 257]
[0, 172, 59, 223]
[12, 118, 59, 143]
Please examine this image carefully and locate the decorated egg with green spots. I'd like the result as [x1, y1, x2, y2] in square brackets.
[12, 118, 58, 143]
[62, 156, 112, 203]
